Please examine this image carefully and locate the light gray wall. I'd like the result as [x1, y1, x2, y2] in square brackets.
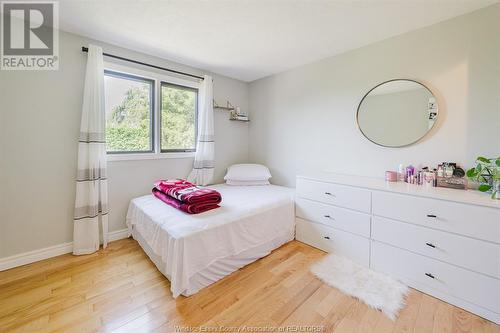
[358, 88, 432, 147]
[248, 4, 500, 187]
[0, 30, 249, 258]
[2, 4, 499, 259]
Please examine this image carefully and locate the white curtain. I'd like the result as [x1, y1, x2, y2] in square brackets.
[73, 45, 108, 255]
[188, 75, 214, 185]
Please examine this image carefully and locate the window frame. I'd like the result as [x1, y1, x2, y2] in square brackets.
[104, 69, 156, 155]
[103, 61, 200, 162]
[159, 81, 199, 153]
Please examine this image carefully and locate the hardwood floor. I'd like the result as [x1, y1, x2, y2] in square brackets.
[0, 239, 498, 333]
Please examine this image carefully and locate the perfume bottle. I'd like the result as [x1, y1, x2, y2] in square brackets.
[405, 165, 414, 183]
[444, 163, 454, 178]
[437, 164, 444, 177]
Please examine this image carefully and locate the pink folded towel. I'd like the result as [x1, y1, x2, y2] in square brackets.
[152, 179, 222, 214]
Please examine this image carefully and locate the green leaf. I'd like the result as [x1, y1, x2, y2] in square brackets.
[477, 156, 490, 164]
[480, 175, 490, 183]
[466, 168, 477, 178]
[496, 158, 500, 167]
[476, 164, 482, 173]
[478, 184, 492, 192]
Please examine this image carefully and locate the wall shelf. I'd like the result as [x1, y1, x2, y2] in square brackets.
[213, 99, 249, 122]
[214, 106, 235, 111]
[213, 100, 235, 111]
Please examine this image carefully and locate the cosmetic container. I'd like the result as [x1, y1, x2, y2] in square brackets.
[405, 165, 414, 183]
[445, 164, 454, 178]
[437, 164, 444, 177]
[398, 164, 405, 182]
[385, 171, 398, 182]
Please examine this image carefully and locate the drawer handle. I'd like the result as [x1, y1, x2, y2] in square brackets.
[324, 236, 331, 240]
[425, 273, 435, 279]
[323, 214, 335, 220]
[427, 214, 437, 218]
[324, 192, 335, 197]
[425, 242, 436, 248]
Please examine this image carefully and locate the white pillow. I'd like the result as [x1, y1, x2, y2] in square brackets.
[224, 164, 272, 181]
[226, 179, 270, 186]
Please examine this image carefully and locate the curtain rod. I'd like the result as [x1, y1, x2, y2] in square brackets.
[81, 46, 204, 80]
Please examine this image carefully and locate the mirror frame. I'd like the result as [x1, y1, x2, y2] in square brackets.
[356, 79, 438, 148]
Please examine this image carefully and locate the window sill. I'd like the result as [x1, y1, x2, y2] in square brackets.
[107, 152, 195, 162]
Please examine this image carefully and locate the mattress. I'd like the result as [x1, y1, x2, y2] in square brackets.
[126, 184, 295, 297]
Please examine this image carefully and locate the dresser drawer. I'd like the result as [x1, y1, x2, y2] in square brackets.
[371, 241, 500, 314]
[296, 218, 370, 266]
[296, 178, 371, 213]
[372, 216, 500, 279]
[372, 191, 500, 243]
[296, 198, 371, 237]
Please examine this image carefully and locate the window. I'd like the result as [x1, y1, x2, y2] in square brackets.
[160, 83, 198, 152]
[103, 63, 200, 160]
[104, 70, 154, 153]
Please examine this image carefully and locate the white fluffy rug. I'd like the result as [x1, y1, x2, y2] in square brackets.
[311, 254, 409, 320]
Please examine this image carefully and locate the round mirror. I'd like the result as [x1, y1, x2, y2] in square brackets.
[356, 79, 438, 147]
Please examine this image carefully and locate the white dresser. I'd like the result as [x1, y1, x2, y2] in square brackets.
[295, 173, 500, 324]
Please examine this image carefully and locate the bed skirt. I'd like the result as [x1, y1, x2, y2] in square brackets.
[132, 226, 294, 296]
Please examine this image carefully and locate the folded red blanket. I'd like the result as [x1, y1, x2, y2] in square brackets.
[154, 179, 222, 205]
[152, 188, 220, 214]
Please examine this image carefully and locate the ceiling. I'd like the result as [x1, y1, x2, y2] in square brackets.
[58, 0, 498, 82]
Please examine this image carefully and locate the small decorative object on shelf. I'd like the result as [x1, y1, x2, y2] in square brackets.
[230, 106, 249, 122]
[466, 156, 500, 199]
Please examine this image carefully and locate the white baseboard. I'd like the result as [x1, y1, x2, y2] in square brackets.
[0, 242, 74, 272]
[108, 228, 130, 242]
[0, 228, 130, 272]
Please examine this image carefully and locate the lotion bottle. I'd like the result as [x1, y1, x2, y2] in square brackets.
[398, 164, 405, 182]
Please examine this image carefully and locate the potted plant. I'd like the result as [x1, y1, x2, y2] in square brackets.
[466, 157, 500, 199]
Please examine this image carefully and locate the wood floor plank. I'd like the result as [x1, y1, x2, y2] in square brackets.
[354, 307, 383, 333]
[280, 284, 331, 326]
[392, 290, 423, 333]
[0, 238, 498, 333]
[452, 307, 474, 333]
[330, 300, 369, 333]
[270, 276, 322, 324]
[413, 293, 440, 333]
[432, 302, 454, 333]
[319, 291, 357, 331]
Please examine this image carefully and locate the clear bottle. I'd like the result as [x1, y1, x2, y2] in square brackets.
[398, 164, 405, 182]
[437, 164, 444, 178]
[444, 163, 454, 178]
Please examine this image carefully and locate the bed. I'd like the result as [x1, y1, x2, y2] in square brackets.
[126, 184, 295, 297]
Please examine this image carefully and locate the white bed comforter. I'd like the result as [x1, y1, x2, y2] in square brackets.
[126, 184, 295, 297]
